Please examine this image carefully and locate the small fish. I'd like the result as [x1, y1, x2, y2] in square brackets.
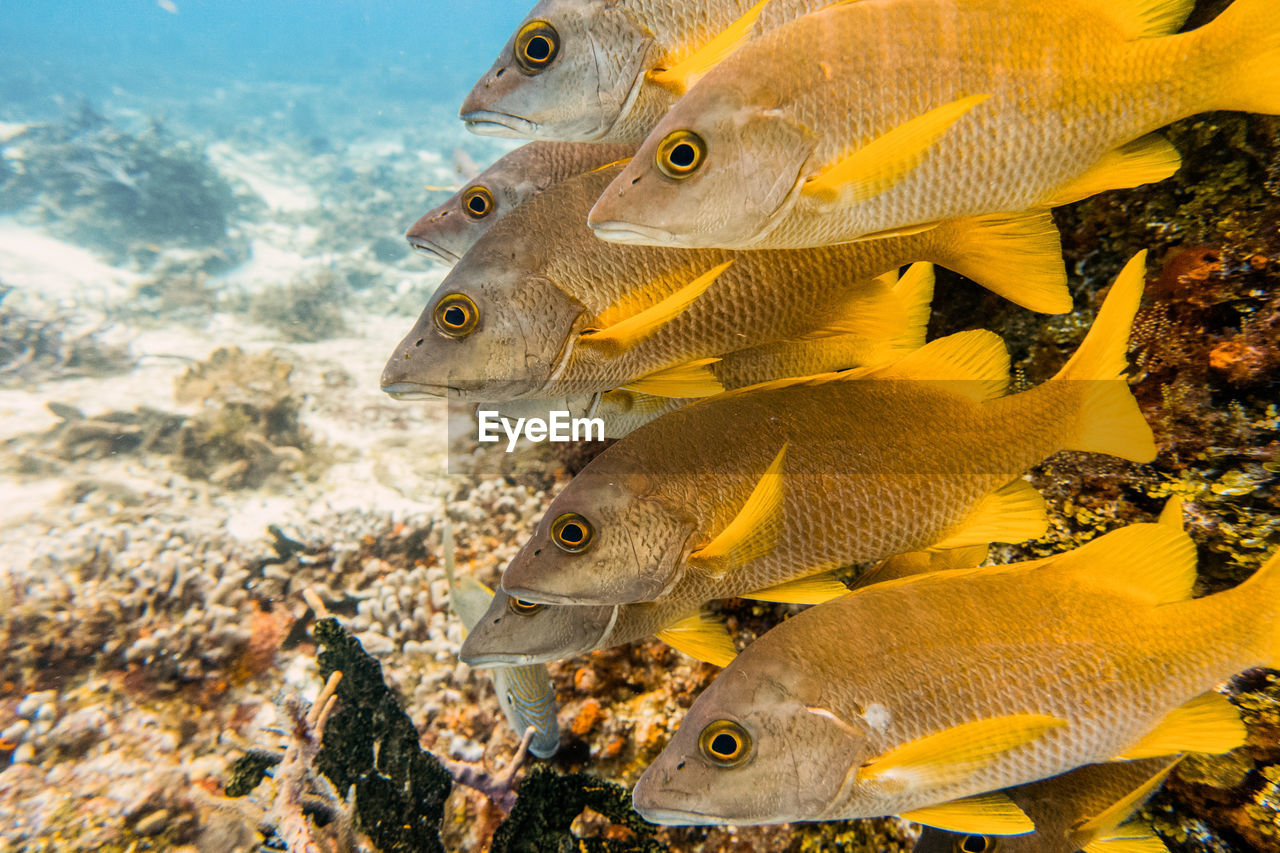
[499, 254, 1154, 607]
[157, 0, 178, 13]
[913, 759, 1177, 853]
[442, 520, 560, 758]
[406, 141, 633, 265]
[382, 162, 1070, 402]
[633, 520, 1272, 828]
[589, 0, 1280, 248]
[459, 0, 828, 143]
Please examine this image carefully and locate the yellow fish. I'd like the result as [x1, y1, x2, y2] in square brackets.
[499, 253, 1154, 607]
[633, 522, 1270, 829]
[382, 162, 1070, 403]
[405, 141, 633, 265]
[589, 0, 1280, 248]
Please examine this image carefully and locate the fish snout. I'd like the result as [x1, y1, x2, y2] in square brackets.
[404, 233, 459, 265]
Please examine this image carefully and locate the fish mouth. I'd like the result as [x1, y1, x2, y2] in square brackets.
[460, 649, 540, 667]
[405, 236, 458, 265]
[498, 582, 585, 607]
[381, 381, 451, 400]
[632, 804, 729, 826]
[588, 220, 677, 246]
[461, 110, 537, 138]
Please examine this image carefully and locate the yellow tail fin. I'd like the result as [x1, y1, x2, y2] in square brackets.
[1053, 252, 1156, 462]
[933, 212, 1071, 314]
[1198, 0, 1280, 115]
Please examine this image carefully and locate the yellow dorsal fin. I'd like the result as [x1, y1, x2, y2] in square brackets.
[865, 329, 1010, 401]
[692, 443, 788, 566]
[899, 792, 1035, 836]
[655, 609, 737, 666]
[1054, 251, 1156, 463]
[1044, 134, 1181, 208]
[930, 479, 1048, 551]
[583, 260, 733, 354]
[1072, 761, 1179, 848]
[622, 358, 724, 398]
[932, 211, 1070, 314]
[1056, 523, 1196, 605]
[1099, 0, 1195, 39]
[858, 714, 1067, 789]
[1083, 822, 1172, 853]
[647, 0, 770, 94]
[802, 94, 991, 206]
[1117, 691, 1245, 760]
[799, 263, 935, 361]
[1157, 495, 1184, 529]
[742, 570, 849, 604]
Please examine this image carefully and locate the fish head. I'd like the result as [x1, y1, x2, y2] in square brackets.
[381, 251, 587, 401]
[500, 464, 697, 605]
[589, 81, 815, 248]
[632, 653, 863, 825]
[458, 585, 618, 666]
[460, 0, 656, 140]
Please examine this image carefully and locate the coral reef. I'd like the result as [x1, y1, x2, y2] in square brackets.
[246, 269, 352, 343]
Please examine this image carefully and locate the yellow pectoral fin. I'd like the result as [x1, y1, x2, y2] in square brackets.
[1043, 134, 1181, 207]
[691, 443, 788, 568]
[802, 94, 991, 206]
[582, 260, 733, 354]
[930, 479, 1048, 552]
[742, 570, 849, 605]
[859, 714, 1067, 789]
[1082, 823, 1172, 853]
[1071, 761, 1179, 848]
[899, 792, 1036, 836]
[656, 609, 737, 667]
[647, 0, 770, 95]
[1117, 692, 1245, 760]
[622, 358, 724, 398]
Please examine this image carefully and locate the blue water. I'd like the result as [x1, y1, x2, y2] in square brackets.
[1, 0, 534, 120]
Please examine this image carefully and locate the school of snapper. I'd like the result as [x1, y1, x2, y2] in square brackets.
[386, 0, 1280, 847]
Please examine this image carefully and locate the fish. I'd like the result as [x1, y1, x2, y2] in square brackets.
[632, 518, 1273, 829]
[498, 253, 1155, 607]
[913, 760, 1177, 853]
[459, 0, 833, 143]
[588, 0, 1280, 249]
[442, 520, 561, 758]
[405, 141, 633, 265]
[382, 162, 1071, 403]
[493, 261, 936, 438]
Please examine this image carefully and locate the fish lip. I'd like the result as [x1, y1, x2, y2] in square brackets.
[405, 236, 458, 265]
[632, 804, 728, 826]
[461, 650, 539, 667]
[588, 220, 677, 246]
[461, 110, 537, 137]
[381, 381, 450, 400]
[499, 582, 594, 607]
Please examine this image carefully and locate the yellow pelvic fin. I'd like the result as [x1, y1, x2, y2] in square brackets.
[623, 358, 724, 398]
[588, 157, 633, 173]
[692, 443, 788, 567]
[802, 94, 992, 206]
[866, 329, 1011, 401]
[934, 211, 1070, 314]
[1055, 523, 1196, 604]
[1100, 0, 1195, 39]
[800, 262, 935, 364]
[930, 478, 1048, 551]
[742, 570, 849, 605]
[655, 609, 737, 667]
[899, 792, 1035, 836]
[1054, 251, 1156, 462]
[1071, 761, 1179, 848]
[858, 714, 1067, 789]
[1157, 495, 1184, 529]
[647, 0, 770, 94]
[1044, 134, 1181, 207]
[1117, 692, 1245, 760]
[583, 260, 733, 354]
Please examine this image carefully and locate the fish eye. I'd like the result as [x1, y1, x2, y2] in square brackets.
[550, 512, 593, 553]
[461, 185, 494, 219]
[508, 597, 544, 616]
[434, 293, 479, 338]
[514, 20, 559, 74]
[655, 130, 706, 180]
[954, 836, 997, 853]
[698, 719, 752, 767]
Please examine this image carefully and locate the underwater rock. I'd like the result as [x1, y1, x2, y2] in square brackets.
[0, 285, 134, 386]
